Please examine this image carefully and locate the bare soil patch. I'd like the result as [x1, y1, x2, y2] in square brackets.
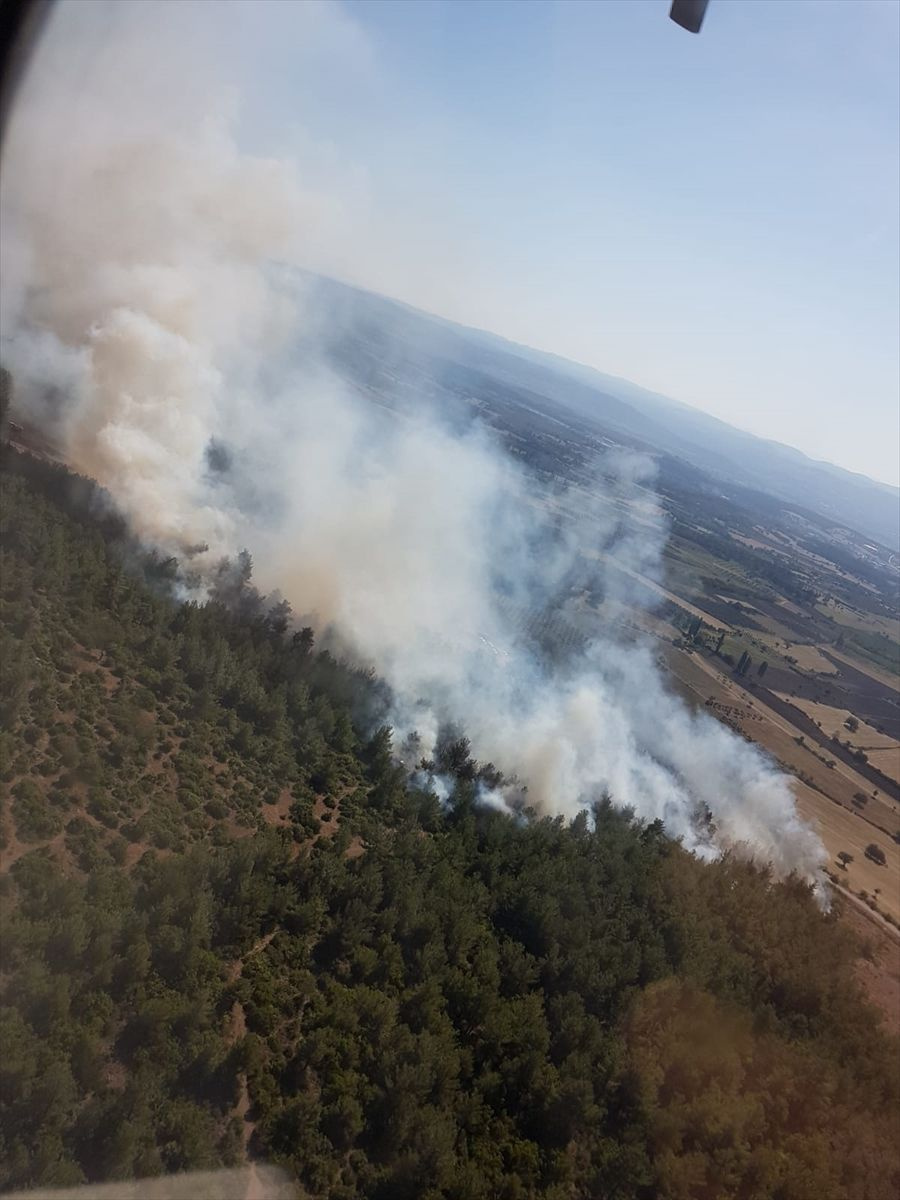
[261, 787, 294, 828]
[71, 645, 120, 695]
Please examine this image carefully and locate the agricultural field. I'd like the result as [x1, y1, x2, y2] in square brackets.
[646, 503, 900, 934]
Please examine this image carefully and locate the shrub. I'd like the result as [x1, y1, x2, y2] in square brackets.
[11, 779, 62, 842]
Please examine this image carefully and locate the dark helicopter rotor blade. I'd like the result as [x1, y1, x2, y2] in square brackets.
[669, 0, 710, 34]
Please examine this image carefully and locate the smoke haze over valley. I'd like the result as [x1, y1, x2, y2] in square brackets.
[11, 0, 894, 893]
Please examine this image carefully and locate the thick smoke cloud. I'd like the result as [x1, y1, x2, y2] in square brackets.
[0, 1, 826, 889]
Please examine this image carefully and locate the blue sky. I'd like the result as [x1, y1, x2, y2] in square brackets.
[288, 0, 900, 485]
[46, 0, 900, 485]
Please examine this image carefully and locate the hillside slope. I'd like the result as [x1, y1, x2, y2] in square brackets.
[1, 448, 898, 1200]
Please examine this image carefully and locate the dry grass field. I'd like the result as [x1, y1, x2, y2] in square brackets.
[817, 600, 900, 642]
[657, 639, 900, 927]
[793, 781, 900, 922]
[827, 645, 900, 691]
[776, 696, 898, 744]
[866, 747, 900, 785]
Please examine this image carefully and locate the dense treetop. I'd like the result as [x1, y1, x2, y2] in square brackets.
[1, 447, 898, 1199]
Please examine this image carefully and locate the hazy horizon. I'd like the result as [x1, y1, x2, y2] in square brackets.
[314, 264, 900, 493]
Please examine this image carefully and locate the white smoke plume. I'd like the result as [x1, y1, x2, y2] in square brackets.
[0, 1, 827, 888]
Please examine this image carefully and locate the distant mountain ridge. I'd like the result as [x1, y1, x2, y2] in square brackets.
[489, 341, 900, 546]
[301, 273, 900, 549]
